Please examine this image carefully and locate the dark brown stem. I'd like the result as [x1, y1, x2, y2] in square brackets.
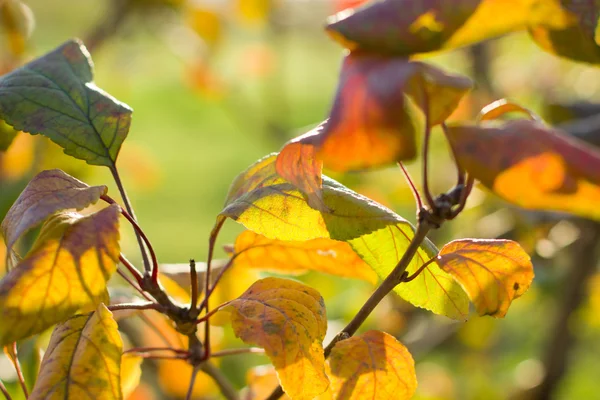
[420, 82, 435, 209]
[9, 343, 28, 399]
[107, 302, 164, 312]
[210, 348, 264, 358]
[265, 222, 432, 400]
[398, 162, 423, 211]
[0, 379, 11, 400]
[200, 362, 239, 400]
[402, 257, 438, 283]
[185, 367, 200, 400]
[189, 259, 199, 311]
[441, 122, 465, 186]
[119, 253, 144, 286]
[198, 257, 236, 312]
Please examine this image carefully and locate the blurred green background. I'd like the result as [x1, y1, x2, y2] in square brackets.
[2, 0, 600, 399]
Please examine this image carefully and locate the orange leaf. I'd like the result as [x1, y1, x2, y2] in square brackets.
[445, 119, 600, 220]
[244, 365, 291, 400]
[438, 239, 534, 317]
[233, 230, 378, 284]
[326, 330, 416, 400]
[276, 54, 471, 204]
[1, 169, 107, 257]
[222, 277, 329, 400]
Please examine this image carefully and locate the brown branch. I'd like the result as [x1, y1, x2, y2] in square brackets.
[210, 347, 264, 358]
[107, 302, 164, 312]
[7, 343, 27, 399]
[0, 379, 11, 400]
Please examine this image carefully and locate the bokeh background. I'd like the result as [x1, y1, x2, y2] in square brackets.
[1, 0, 600, 399]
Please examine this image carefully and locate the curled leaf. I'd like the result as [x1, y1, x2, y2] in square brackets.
[0, 39, 132, 166]
[445, 119, 600, 220]
[29, 304, 123, 400]
[222, 277, 329, 400]
[0, 205, 120, 345]
[233, 230, 378, 284]
[438, 239, 534, 317]
[1, 169, 107, 253]
[219, 154, 469, 319]
[326, 330, 417, 400]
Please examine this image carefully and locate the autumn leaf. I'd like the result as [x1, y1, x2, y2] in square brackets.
[218, 154, 469, 319]
[0, 39, 132, 167]
[438, 239, 534, 317]
[221, 277, 329, 400]
[445, 119, 600, 220]
[233, 230, 378, 284]
[326, 330, 416, 400]
[275, 54, 471, 208]
[325, 0, 569, 56]
[1, 169, 107, 256]
[29, 304, 123, 400]
[244, 365, 291, 400]
[121, 354, 143, 399]
[0, 205, 120, 346]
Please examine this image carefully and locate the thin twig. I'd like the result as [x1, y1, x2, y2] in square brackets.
[402, 257, 438, 283]
[398, 162, 423, 211]
[0, 379, 11, 400]
[116, 268, 153, 302]
[119, 253, 144, 286]
[440, 122, 465, 186]
[210, 347, 265, 358]
[198, 256, 236, 311]
[196, 302, 230, 324]
[420, 81, 435, 209]
[108, 302, 164, 312]
[190, 259, 199, 311]
[185, 367, 201, 400]
[138, 313, 175, 348]
[124, 346, 189, 355]
[9, 343, 28, 399]
[136, 353, 188, 360]
[108, 167, 153, 276]
[200, 362, 239, 400]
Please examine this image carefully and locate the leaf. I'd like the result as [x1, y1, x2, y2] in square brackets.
[1, 169, 107, 253]
[0, 39, 132, 167]
[0, 205, 120, 346]
[325, 0, 569, 56]
[529, 0, 600, 64]
[219, 154, 469, 318]
[29, 303, 123, 400]
[326, 331, 416, 400]
[222, 277, 329, 400]
[233, 230, 378, 283]
[121, 354, 143, 399]
[438, 239, 534, 317]
[276, 54, 471, 207]
[244, 365, 292, 400]
[445, 119, 600, 220]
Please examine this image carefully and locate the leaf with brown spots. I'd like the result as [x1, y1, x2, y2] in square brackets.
[219, 154, 469, 319]
[220, 277, 329, 400]
[325, 330, 416, 400]
[0, 39, 132, 167]
[445, 119, 600, 220]
[233, 230, 378, 284]
[1, 169, 107, 261]
[276, 54, 471, 207]
[0, 205, 120, 346]
[29, 304, 123, 400]
[438, 239, 534, 317]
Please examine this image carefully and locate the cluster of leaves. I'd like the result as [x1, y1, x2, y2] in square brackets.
[1, 1, 600, 399]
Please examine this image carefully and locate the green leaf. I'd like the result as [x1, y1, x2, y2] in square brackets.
[0, 39, 132, 167]
[0, 205, 121, 346]
[29, 304, 123, 400]
[218, 154, 469, 319]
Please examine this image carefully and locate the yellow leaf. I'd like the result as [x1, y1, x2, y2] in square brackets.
[29, 304, 123, 399]
[0, 205, 121, 345]
[244, 365, 292, 400]
[121, 354, 142, 399]
[325, 330, 417, 400]
[438, 239, 534, 318]
[223, 277, 329, 400]
[0, 131, 34, 180]
[233, 230, 378, 284]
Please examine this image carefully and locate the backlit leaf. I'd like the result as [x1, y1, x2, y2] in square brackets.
[221, 277, 329, 400]
[244, 365, 291, 400]
[233, 230, 378, 284]
[276, 54, 471, 207]
[325, 0, 569, 56]
[0, 39, 132, 167]
[220, 154, 469, 318]
[0, 205, 120, 346]
[121, 354, 143, 399]
[1, 169, 107, 252]
[438, 239, 534, 317]
[445, 119, 600, 220]
[29, 304, 123, 400]
[326, 330, 416, 400]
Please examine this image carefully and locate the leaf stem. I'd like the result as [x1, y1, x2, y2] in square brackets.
[200, 362, 239, 400]
[8, 343, 28, 399]
[196, 303, 230, 324]
[119, 253, 144, 286]
[185, 366, 200, 400]
[109, 167, 152, 275]
[116, 268, 153, 302]
[210, 347, 265, 358]
[124, 346, 189, 355]
[107, 302, 164, 312]
[189, 259, 199, 311]
[398, 162, 423, 211]
[420, 81, 435, 209]
[0, 379, 11, 400]
[402, 257, 438, 283]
